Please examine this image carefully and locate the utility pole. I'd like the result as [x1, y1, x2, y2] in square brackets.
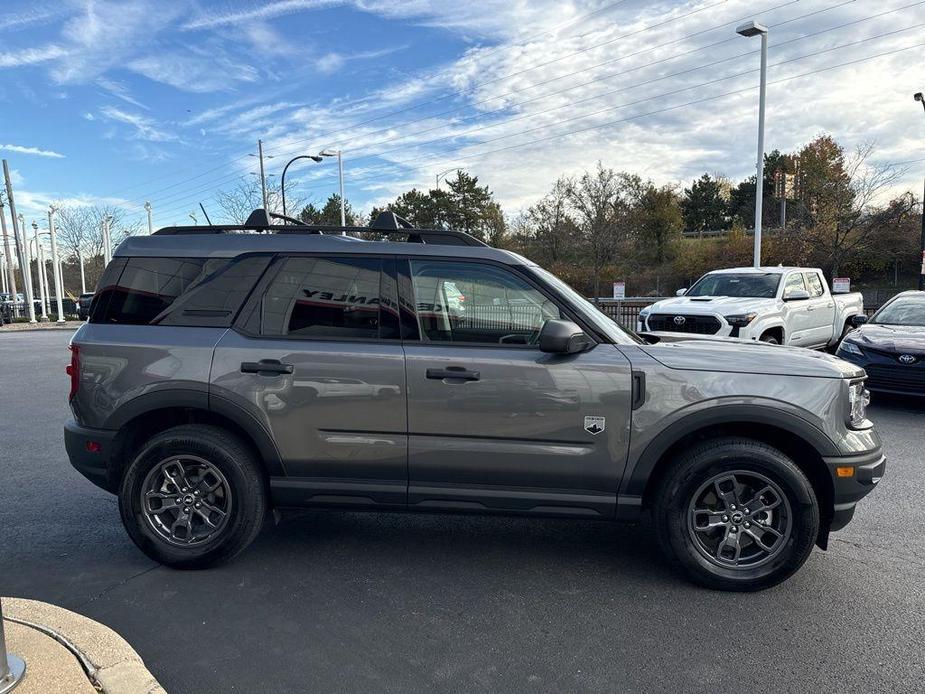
[337, 150, 345, 229]
[0, 199, 17, 315]
[49, 206, 65, 322]
[3, 160, 34, 321]
[144, 201, 153, 234]
[916, 92, 925, 290]
[0, 251, 6, 294]
[33, 221, 49, 321]
[102, 216, 112, 266]
[77, 249, 86, 294]
[258, 139, 268, 210]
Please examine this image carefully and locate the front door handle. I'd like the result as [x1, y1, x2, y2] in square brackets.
[241, 359, 294, 376]
[426, 366, 480, 382]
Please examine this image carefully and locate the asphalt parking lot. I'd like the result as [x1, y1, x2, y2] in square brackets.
[2, 329, 924, 693]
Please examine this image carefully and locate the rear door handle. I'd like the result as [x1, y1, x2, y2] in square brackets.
[241, 359, 293, 375]
[426, 366, 480, 382]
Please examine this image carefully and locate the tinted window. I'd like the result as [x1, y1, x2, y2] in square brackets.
[872, 296, 925, 326]
[804, 272, 825, 298]
[158, 255, 270, 327]
[409, 260, 561, 345]
[686, 273, 780, 298]
[261, 256, 385, 339]
[783, 273, 807, 297]
[91, 257, 226, 325]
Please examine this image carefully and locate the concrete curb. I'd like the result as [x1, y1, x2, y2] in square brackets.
[3, 598, 165, 694]
[0, 322, 82, 333]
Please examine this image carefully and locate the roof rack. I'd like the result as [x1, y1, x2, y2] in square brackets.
[152, 208, 488, 247]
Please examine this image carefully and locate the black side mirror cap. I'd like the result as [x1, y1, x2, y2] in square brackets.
[850, 314, 868, 328]
[539, 319, 592, 354]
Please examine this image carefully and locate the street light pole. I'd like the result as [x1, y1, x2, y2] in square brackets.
[915, 92, 925, 290]
[3, 160, 33, 321]
[32, 221, 49, 321]
[49, 206, 65, 322]
[0, 201, 17, 313]
[435, 168, 457, 189]
[102, 216, 112, 266]
[737, 20, 769, 269]
[281, 154, 323, 218]
[258, 139, 268, 210]
[77, 249, 86, 294]
[319, 149, 346, 232]
[144, 201, 153, 234]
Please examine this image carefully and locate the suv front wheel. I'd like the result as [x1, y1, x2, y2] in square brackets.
[654, 437, 819, 591]
[119, 424, 267, 568]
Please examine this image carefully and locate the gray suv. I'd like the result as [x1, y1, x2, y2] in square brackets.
[64, 212, 884, 591]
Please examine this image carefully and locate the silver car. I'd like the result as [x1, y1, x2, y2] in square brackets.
[64, 211, 884, 591]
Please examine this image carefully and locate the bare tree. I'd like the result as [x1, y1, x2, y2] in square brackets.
[215, 176, 308, 224]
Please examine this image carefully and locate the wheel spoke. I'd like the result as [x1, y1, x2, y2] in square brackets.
[162, 460, 193, 493]
[144, 490, 181, 515]
[714, 528, 742, 565]
[742, 485, 781, 516]
[744, 523, 782, 552]
[194, 501, 227, 529]
[713, 474, 740, 511]
[169, 512, 194, 543]
[692, 509, 726, 531]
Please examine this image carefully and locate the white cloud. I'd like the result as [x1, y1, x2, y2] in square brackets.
[83, 112, 95, 121]
[0, 5, 66, 32]
[182, 0, 343, 30]
[128, 52, 260, 92]
[0, 143, 65, 159]
[96, 77, 148, 110]
[99, 106, 177, 142]
[0, 45, 67, 68]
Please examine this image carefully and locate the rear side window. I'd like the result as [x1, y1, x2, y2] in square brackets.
[260, 256, 396, 340]
[92, 257, 221, 325]
[804, 272, 825, 298]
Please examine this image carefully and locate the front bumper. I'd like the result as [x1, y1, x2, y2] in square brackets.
[836, 346, 925, 397]
[64, 419, 118, 493]
[823, 448, 886, 531]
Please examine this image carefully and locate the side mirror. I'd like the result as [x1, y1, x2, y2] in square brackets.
[539, 320, 592, 354]
[850, 314, 868, 328]
[784, 289, 810, 301]
[675, 288, 688, 296]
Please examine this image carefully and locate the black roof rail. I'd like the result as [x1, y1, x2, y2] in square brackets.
[153, 208, 489, 247]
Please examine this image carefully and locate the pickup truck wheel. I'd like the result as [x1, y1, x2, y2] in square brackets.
[759, 333, 780, 345]
[654, 437, 818, 591]
[119, 424, 267, 569]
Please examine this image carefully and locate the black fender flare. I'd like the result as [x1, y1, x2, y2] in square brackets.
[619, 402, 838, 504]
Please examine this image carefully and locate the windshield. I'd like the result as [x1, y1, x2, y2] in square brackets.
[871, 296, 925, 326]
[686, 272, 781, 298]
[530, 267, 643, 345]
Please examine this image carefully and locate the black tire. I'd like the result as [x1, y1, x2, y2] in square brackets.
[759, 332, 780, 345]
[119, 424, 267, 569]
[653, 437, 818, 591]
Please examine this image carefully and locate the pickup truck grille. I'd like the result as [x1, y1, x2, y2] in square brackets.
[647, 314, 721, 335]
[864, 364, 925, 394]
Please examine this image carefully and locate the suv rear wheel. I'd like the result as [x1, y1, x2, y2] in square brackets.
[119, 424, 267, 568]
[654, 437, 818, 591]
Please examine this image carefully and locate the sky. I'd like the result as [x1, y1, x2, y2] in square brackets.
[1, 0, 924, 229]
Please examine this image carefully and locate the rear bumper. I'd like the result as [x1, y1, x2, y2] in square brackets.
[64, 420, 118, 493]
[823, 448, 886, 531]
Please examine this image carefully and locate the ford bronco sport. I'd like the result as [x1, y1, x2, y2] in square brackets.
[64, 211, 885, 591]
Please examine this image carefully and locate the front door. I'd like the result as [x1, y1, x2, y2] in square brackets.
[782, 272, 813, 346]
[400, 258, 633, 517]
[803, 271, 835, 347]
[210, 254, 407, 507]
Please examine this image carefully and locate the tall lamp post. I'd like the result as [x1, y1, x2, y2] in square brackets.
[31, 221, 49, 321]
[435, 168, 458, 189]
[144, 201, 153, 234]
[281, 154, 323, 218]
[737, 20, 769, 269]
[915, 92, 925, 290]
[17, 213, 35, 323]
[48, 205, 65, 323]
[319, 149, 346, 230]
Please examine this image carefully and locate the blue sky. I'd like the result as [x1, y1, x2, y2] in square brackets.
[1, 0, 924, 229]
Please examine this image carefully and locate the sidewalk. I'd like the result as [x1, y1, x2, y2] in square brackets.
[1, 321, 83, 332]
[2, 598, 164, 694]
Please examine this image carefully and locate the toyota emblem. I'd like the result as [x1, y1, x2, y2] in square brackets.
[673, 315, 687, 326]
[898, 354, 917, 365]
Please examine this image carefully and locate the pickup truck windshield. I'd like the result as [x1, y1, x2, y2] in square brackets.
[871, 296, 925, 326]
[686, 273, 780, 298]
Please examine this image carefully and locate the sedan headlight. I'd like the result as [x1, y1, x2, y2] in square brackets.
[837, 340, 863, 357]
[847, 381, 871, 429]
[724, 312, 757, 327]
[639, 307, 651, 319]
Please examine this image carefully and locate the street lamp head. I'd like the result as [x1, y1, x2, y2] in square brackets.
[736, 20, 768, 38]
[309, 155, 324, 163]
[319, 149, 338, 157]
[915, 92, 924, 102]
[31, 220, 38, 230]
[144, 201, 151, 211]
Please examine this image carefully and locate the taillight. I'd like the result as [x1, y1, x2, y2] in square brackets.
[67, 344, 80, 401]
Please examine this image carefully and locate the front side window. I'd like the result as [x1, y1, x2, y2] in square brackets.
[783, 273, 807, 298]
[409, 260, 561, 345]
[261, 256, 386, 339]
[804, 272, 825, 298]
[686, 273, 780, 298]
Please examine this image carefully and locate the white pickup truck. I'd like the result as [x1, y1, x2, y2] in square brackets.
[638, 266, 865, 349]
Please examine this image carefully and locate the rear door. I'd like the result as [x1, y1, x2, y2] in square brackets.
[210, 254, 408, 507]
[400, 258, 633, 517]
[803, 271, 835, 347]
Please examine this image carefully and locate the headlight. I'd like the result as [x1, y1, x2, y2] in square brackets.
[639, 307, 651, 319]
[847, 381, 870, 428]
[837, 340, 863, 357]
[724, 312, 757, 327]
